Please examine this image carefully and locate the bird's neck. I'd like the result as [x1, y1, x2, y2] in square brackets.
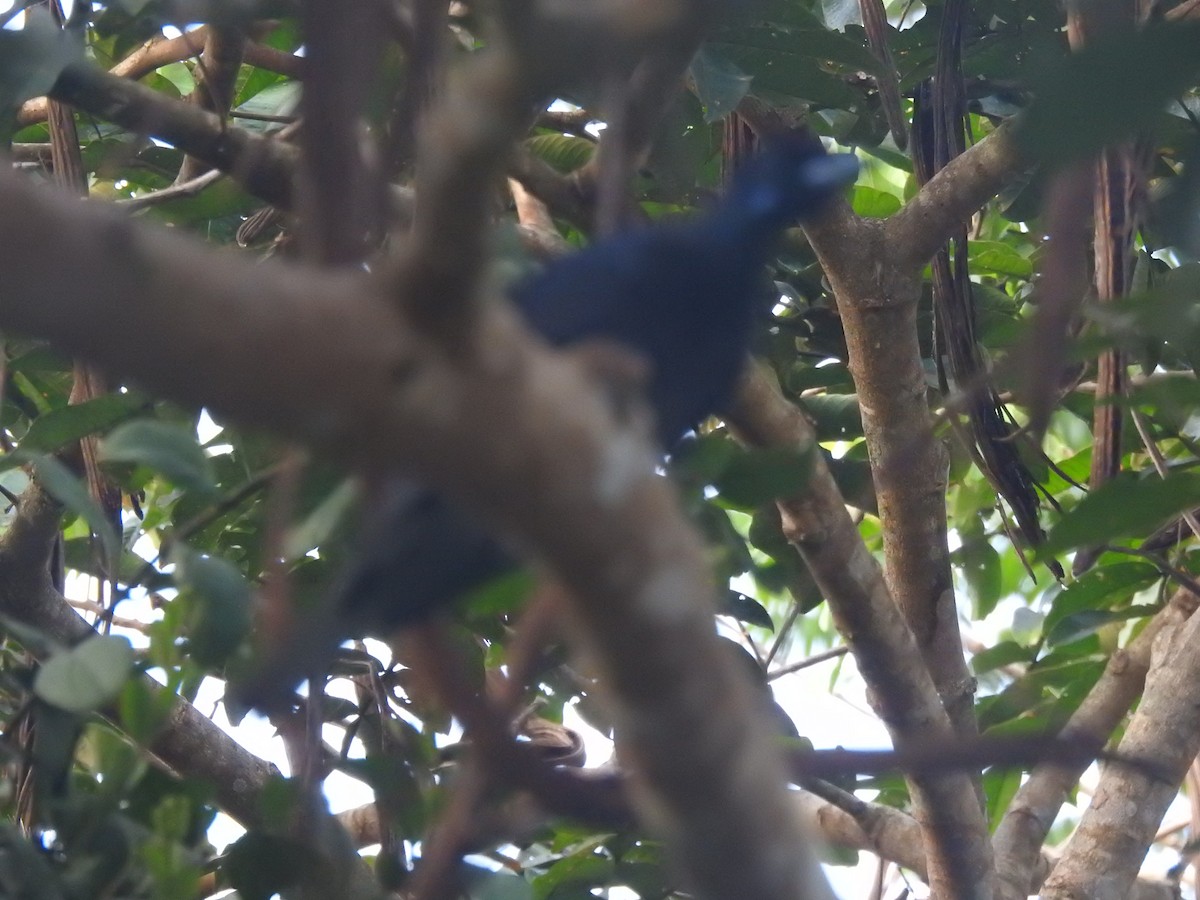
[704, 195, 792, 270]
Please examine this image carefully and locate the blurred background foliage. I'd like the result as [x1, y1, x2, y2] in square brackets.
[0, 0, 1199, 896]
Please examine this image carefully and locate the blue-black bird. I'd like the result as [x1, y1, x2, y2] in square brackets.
[241, 139, 858, 704]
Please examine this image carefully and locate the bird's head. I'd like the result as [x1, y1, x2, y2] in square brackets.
[728, 137, 859, 228]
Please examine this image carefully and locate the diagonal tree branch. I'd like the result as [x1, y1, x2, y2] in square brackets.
[49, 61, 297, 208]
[727, 365, 994, 900]
[1041, 598, 1200, 897]
[18, 30, 303, 128]
[887, 119, 1027, 267]
[992, 586, 1200, 899]
[0, 158, 836, 900]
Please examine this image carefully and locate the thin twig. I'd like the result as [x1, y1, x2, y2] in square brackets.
[116, 168, 224, 210]
[1130, 406, 1200, 541]
[768, 645, 849, 681]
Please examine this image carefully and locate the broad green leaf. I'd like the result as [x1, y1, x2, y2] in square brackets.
[718, 8, 879, 74]
[463, 568, 536, 618]
[669, 432, 739, 483]
[714, 445, 814, 509]
[968, 241, 1032, 278]
[34, 635, 135, 713]
[117, 677, 175, 744]
[1045, 606, 1157, 648]
[156, 61, 195, 96]
[225, 832, 310, 900]
[174, 549, 252, 667]
[531, 853, 613, 898]
[709, 42, 862, 108]
[1043, 562, 1159, 634]
[826, 453, 876, 514]
[850, 184, 902, 218]
[1020, 23, 1200, 167]
[971, 640, 1030, 675]
[234, 79, 300, 121]
[984, 767, 1023, 830]
[956, 538, 1003, 618]
[691, 45, 753, 123]
[100, 420, 218, 497]
[1042, 473, 1200, 556]
[21, 394, 145, 453]
[473, 873, 535, 900]
[524, 133, 594, 173]
[797, 393, 863, 440]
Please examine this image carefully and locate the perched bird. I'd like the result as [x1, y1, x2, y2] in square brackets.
[241, 138, 858, 705]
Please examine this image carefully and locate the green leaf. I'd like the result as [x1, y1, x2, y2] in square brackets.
[690, 45, 754, 123]
[1043, 562, 1159, 635]
[174, 549, 252, 667]
[224, 833, 310, 900]
[156, 61, 195, 95]
[984, 766, 1023, 830]
[669, 432, 739, 483]
[472, 873, 535, 900]
[100, 419, 218, 497]
[956, 538, 1003, 618]
[1043, 473, 1200, 556]
[971, 640, 1030, 675]
[719, 8, 879, 74]
[709, 40, 862, 108]
[850, 185, 902, 218]
[714, 446, 814, 509]
[34, 635, 135, 713]
[796, 393, 862, 441]
[525, 133, 594, 173]
[826, 453, 876, 514]
[967, 241, 1032, 278]
[531, 853, 613, 898]
[463, 568, 536, 618]
[31, 454, 119, 568]
[21, 394, 145, 453]
[234, 79, 300, 121]
[1020, 23, 1200, 167]
[1045, 606, 1157, 648]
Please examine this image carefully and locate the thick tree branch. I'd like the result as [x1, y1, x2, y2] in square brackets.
[727, 365, 994, 900]
[0, 166, 836, 900]
[887, 120, 1027, 267]
[992, 587, 1200, 900]
[175, 25, 247, 184]
[1042, 600, 1200, 897]
[49, 62, 297, 209]
[17, 31, 303, 128]
[809, 214, 977, 710]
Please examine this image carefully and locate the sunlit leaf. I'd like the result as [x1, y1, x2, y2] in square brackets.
[100, 419, 218, 497]
[1043, 473, 1200, 556]
[691, 45, 754, 123]
[21, 394, 145, 453]
[34, 635, 135, 713]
